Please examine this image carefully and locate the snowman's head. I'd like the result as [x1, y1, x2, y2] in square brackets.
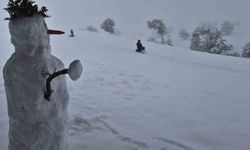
[9, 15, 51, 57]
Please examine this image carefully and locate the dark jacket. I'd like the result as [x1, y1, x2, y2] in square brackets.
[136, 40, 144, 52]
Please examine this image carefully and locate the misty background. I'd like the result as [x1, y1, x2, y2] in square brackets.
[1, 0, 250, 33]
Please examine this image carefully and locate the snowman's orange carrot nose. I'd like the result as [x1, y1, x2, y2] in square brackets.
[47, 29, 65, 35]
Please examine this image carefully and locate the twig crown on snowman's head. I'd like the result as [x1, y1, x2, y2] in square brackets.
[5, 0, 64, 35]
[4, 0, 49, 20]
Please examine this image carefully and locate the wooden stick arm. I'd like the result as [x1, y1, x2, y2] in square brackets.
[44, 60, 83, 101]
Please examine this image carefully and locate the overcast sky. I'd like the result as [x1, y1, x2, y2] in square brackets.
[1, 0, 250, 35]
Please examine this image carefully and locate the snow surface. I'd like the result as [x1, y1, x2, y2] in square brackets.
[2, 28, 250, 149]
[1, 0, 250, 150]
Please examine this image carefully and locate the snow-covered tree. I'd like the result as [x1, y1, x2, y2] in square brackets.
[190, 24, 232, 54]
[221, 21, 234, 36]
[162, 35, 173, 46]
[226, 52, 240, 57]
[242, 42, 250, 58]
[86, 26, 98, 32]
[101, 18, 115, 34]
[179, 29, 190, 40]
[147, 19, 172, 45]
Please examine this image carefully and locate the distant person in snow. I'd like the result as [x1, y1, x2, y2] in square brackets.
[70, 29, 75, 37]
[136, 40, 145, 53]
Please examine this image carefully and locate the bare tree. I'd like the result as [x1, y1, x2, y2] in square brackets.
[147, 19, 167, 44]
[147, 19, 172, 45]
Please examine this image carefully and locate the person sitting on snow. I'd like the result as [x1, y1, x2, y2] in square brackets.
[136, 40, 145, 53]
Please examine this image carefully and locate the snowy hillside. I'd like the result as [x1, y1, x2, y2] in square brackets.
[34, 0, 250, 53]
[1, 0, 250, 150]
[1, 27, 250, 150]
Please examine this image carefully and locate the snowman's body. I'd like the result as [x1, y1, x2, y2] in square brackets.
[3, 16, 69, 150]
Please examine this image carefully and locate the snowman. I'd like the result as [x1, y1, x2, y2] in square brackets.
[3, 1, 82, 150]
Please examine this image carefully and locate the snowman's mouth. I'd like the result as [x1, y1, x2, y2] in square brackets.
[47, 29, 65, 35]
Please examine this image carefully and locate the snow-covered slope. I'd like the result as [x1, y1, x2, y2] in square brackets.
[1, 0, 250, 150]
[1, 28, 250, 150]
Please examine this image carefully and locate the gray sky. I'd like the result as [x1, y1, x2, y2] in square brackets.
[1, 0, 250, 35]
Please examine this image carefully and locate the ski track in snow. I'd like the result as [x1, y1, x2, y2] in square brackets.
[67, 62, 195, 150]
[69, 115, 194, 150]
